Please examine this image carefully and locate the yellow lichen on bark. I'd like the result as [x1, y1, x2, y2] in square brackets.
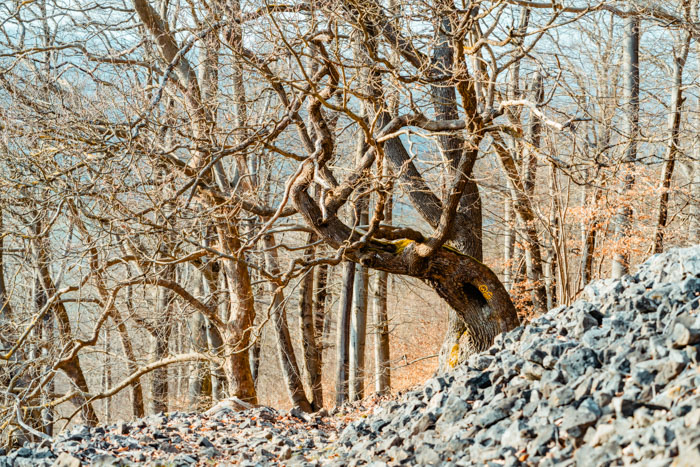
[448, 343, 460, 368]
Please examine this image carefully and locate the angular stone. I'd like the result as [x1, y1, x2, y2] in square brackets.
[561, 406, 598, 440]
[91, 455, 121, 467]
[474, 406, 507, 429]
[521, 362, 543, 381]
[558, 347, 600, 381]
[672, 322, 700, 348]
[196, 436, 215, 448]
[501, 420, 530, 450]
[51, 454, 81, 467]
[528, 424, 555, 457]
[415, 447, 441, 465]
[549, 387, 575, 407]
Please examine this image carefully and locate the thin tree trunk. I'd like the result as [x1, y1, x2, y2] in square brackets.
[249, 337, 261, 386]
[612, 15, 640, 278]
[150, 329, 171, 414]
[314, 263, 329, 350]
[654, 31, 690, 254]
[349, 261, 369, 402]
[522, 72, 543, 196]
[188, 311, 210, 408]
[374, 165, 393, 396]
[503, 188, 515, 292]
[30, 272, 48, 436]
[694, 153, 700, 243]
[349, 188, 369, 401]
[150, 258, 174, 414]
[0, 209, 12, 342]
[298, 234, 323, 409]
[373, 270, 391, 395]
[580, 179, 603, 287]
[42, 309, 54, 437]
[494, 141, 547, 313]
[335, 261, 354, 406]
[102, 327, 112, 421]
[32, 224, 98, 425]
[522, 72, 548, 312]
[206, 317, 227, 401]
[262, 234, 312, 412]
[546, 161, 560, 310]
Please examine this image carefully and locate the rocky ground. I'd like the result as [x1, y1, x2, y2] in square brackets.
[2, 246, 700, 466]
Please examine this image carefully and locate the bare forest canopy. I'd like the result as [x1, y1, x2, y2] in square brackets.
[0, 0, 699, 444]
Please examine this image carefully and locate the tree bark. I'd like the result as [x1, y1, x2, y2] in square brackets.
[373, 172, 393, 396]
[493, 141, 547, 313]
[525, 72, 549, 312]
[335, 261, 354, 406]
[262, 234, 312, 412]
[373, 270, 391, 395]
[132, 0, 258, 404]
[298, 235, 323, 409]
[653, 31, 690, 254]
[111, 312, 145, 418]
[428, 1, 489, 370]
[188, 311, 210, 408]
[349, 260, 369, 402]
[291, 159, 519, 358]
[217, 226, 258, 404]
[503, 187, 515, 292]
[150, 258, 174, 415]
[32, 225, 98, 425]
[612, 15, 640, 278]
[0, 209, 12, 345]
[314, 264, 329, 351]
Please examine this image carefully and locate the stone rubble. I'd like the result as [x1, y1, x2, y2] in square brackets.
[320, 246, 700, 466]
[1, 245, 699, 466]
[1, 404, 341, 466]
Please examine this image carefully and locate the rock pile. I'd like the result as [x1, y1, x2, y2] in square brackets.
[0, 402, 341, 466]
[323, 246, 700, 466]
[2, 246, 700, 466]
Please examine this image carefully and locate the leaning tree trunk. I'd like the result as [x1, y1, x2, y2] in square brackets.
[428, 4, 491, 372]
[32, 227, 98, 425]
[262, 234, 312, 412]
[493, 140, 547, 314]
[653, 31, 690, 254]
[298, 234, 323, 409]
[291, 156, 520, 359]
[612, 15, 640, 278]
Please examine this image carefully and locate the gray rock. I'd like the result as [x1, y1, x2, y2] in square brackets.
[51, 453, 81, 467]
[549, 387, 575, 407]
[91, 454, 122, 467]
[561, 406, 598, 439]
[415, 447, 441, 465]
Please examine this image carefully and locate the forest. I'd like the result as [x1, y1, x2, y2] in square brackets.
[0, 0, 699, 445]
